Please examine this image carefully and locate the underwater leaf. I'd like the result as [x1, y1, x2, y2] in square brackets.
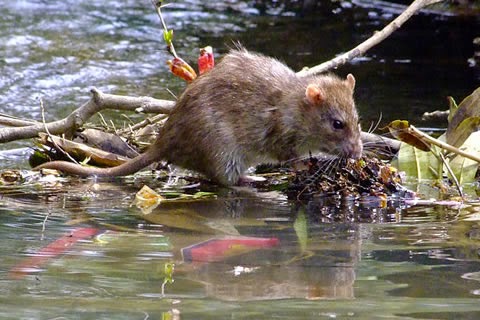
[181, 237, 280, 263]
[394, 142, 440, 181]
[447, 86, 480, 144]
[191, 191, 217, 199]
[386, 120, 431, 151]
[448, 131, 480, 185]
[9, 228, 101, 279]
[156, 191, 216, 200]
[161, 310, 177, 320]
[204, 219, 240, 235]
[446, 116, 480, 148]
[293, 210, 308, 254]
[161, 261, 175, 297]
[142, 208, 218, 233]
[164, 262, 175, 284]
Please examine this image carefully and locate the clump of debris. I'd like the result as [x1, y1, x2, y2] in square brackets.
[286, 156, 411, 201]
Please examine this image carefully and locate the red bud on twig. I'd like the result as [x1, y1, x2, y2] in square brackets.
[198, 46, 215, 75]
[167, 57, 197, 82]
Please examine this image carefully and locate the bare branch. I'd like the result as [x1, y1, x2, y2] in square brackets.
[0, 114, 40, 127]
[297, 0, 445, 76]
[361, 131, 401, 153]
[0, 88, 175, 143]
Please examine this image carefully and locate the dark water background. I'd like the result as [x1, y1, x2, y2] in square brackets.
[0, 1, 480, 319]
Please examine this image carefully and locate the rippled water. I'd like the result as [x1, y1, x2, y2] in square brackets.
[2, 180, 480, 319]
[0, 0, 480, 319]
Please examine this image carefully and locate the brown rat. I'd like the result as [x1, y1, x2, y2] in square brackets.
[34, 48, 362, 185]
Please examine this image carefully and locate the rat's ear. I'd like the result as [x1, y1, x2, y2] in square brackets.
[305, 84, 324, 105]
[346, 73, 356, 91]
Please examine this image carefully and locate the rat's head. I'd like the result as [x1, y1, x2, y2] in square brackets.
[301, 73, 362, 159]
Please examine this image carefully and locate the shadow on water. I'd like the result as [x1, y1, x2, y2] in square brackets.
[0, 0, 479, 319]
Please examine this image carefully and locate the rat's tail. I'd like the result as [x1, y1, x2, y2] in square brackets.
[33, 150, 158, 177]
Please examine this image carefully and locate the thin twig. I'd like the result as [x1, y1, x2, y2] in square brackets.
[97, 112, 109, 129]
[438, 151, 464, 198]
[40, 98, 79, 164]
[409, 125, 480, 163]
[119, 114, 168, 134]
[41, 209, 51, 241]
[151, 0, 178, 58]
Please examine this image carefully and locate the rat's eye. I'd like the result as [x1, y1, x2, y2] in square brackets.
[332, 120, 345, 130]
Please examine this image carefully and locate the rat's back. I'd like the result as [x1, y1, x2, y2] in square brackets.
[158, 49, 301, 184]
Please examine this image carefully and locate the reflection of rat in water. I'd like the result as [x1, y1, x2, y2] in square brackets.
[34, 48, 362, 185]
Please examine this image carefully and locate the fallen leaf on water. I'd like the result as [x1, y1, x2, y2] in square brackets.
[134, 185, 164, 214]
[394, 142, 440, 181]
[448, 131, 480, 185]
[0, 169, 24, 184]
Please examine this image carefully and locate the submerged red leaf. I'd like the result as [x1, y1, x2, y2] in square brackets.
[182, 236, 280, 263]
[9, 227, 101, 279]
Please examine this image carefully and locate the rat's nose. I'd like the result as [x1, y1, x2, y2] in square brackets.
[344, 140, 363, 159]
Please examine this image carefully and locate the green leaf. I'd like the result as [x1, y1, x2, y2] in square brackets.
[163, 29, 173, 44]
[28, 149, 50, 168]
[162, 311, 174, 320]
[161, 191, 184, 199]
[447, 86, 480, 145]
[393, 142, 441, 181]
[293, 210, 308, 253]
[164, 262, 174, 284]
[446, 116, 480, 148]
[192, 191, 216, 199]
[448, 131, 480, 184]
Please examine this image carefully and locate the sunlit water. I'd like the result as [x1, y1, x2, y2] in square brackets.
[0, 0, 480, 319]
